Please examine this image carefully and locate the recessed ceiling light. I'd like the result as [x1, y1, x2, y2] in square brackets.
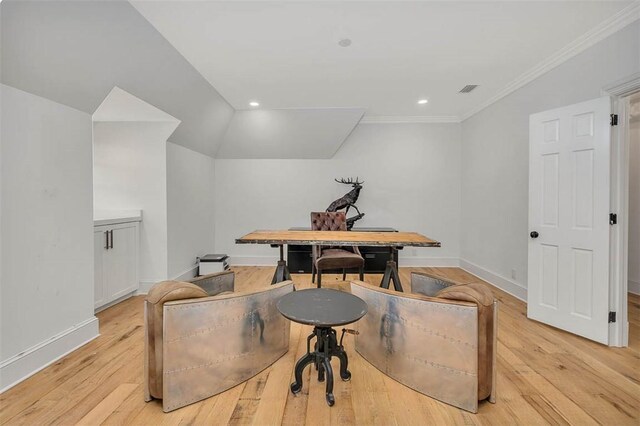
[338, 38, 352, 47]
[249, 101, 260, 107]
[417, 99, 428, 105]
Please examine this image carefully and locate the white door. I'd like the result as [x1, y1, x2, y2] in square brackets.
[105, 223, 138, 301]
[528, 96, 611, 344]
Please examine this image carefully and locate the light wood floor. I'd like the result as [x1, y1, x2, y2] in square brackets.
[1, 267, 639, 425]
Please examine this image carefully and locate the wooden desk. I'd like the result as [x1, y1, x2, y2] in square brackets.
[287, 227, 398, 274]
[236, 230, 441, 291]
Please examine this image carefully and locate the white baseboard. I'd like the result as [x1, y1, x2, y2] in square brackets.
[398, 257, 460, 267]
[95, 291, 137, 313]
[228, 256, 279, 266]
[629, 279, 640, 295]
[136, 266, 200, 295]
[0, 316, 99, 393]
[459, 258, 528, 301]
[137, 280, 156, 295]
[173, 265, 199, 281]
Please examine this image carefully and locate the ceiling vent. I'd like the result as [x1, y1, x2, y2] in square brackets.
[459, 85, 478, 93]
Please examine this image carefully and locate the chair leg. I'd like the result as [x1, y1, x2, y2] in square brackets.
[312, 264, 316, 284]
[317, 271, 322, 288]
[342, 269, 346, 280]
[359, 267, 364, 281]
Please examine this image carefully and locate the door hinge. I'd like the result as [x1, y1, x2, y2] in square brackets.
[610, 114, 618, 126]
[609, 213, 617, 225]
[608, 311, 616, 323]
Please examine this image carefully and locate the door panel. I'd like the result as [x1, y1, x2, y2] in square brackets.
[94, 228, 107, 309]
[528, 96, 610, 344]
[540, 244, 559, 308]
[573, 149, 594, 229]
[542, 153, 559, 226]
[105, 224, 138, 301]
[572, 248, 593, 318]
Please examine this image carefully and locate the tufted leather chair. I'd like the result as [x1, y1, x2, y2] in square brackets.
[310, 212, 364, 287]
[350, 272, 497, 413]
[144, 270, 294, 412]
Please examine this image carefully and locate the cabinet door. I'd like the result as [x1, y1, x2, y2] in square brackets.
[94, 228, 109, 308]
[104, 223, 138, 301]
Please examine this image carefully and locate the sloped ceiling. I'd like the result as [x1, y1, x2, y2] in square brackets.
[131, 1, 633, 118]
[217, 108, 365, 159]
[93, 87, 180, 124]
[0, 1, 233, 157]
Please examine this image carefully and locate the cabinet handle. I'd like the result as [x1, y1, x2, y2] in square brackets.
[105, 231, 109, 250]
[109, 230, 114, 249]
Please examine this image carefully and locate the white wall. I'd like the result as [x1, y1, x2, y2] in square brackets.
[215, 122, 461, 266]
[460, 21, 640, 296]
[217, 108, 364, 159]
[0, 85, 98, 389]
[93, 121, 178, 284]
[167, 142, 216, 279]
[629, 110, 640, 294]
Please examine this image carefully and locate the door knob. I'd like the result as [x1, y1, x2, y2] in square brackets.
[530, 231, 539, 239]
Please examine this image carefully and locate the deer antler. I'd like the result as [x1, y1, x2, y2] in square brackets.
[335, 177, 364, 185]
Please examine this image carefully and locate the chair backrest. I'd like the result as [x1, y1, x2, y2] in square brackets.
[311, 211, 347, 231]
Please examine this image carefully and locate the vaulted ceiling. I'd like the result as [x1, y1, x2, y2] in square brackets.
[132, 1, 633, 120]
[2, 1, 636, 159]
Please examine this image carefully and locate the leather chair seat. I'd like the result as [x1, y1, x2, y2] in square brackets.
[315, 248, 365, 270]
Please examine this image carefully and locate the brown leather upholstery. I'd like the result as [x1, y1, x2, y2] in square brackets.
[145, 281, 208, 399]
[436, 283, 495, 400]
[144, 271, 293, 412]
[315, 248, 364, 269]
[311, 211, 348, 231]
[409, 271, 495, 400]
[310, 212, 364, 286]
[351, 275, 497, 413]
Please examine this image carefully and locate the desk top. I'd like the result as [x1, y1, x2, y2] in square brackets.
[277, 288, 368, 327]
[288, 227, 397, 232]
[236, 230, 441, 247]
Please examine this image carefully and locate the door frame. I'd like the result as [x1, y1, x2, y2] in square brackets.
[603, 72, 640, 347]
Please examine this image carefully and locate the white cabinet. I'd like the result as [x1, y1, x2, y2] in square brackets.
[94, 221, 139, 310]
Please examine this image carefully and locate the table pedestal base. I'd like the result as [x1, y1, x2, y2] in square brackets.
[290, 327, 351, 406]
[380, 247, 404, 292]
[271, 244, 292, 284]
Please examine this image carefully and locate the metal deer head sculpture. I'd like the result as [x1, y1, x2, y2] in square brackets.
[326, 177, 365, 230]
[335, 177, 364, 189]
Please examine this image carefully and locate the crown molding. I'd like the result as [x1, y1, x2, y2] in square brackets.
[602, 71, 640, 97]
[360, 115, 460, 124]
[460, 1, 640, 122]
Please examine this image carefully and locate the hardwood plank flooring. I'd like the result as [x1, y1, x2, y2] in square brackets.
[1, 267, 638, 425]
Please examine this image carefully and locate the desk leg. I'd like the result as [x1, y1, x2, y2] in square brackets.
[271, 244, 292, 284]
[380, 247, 403, 292]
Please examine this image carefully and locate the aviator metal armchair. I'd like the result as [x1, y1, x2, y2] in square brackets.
[350, 271, 497, 413]
[144, 270, 293, 412]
